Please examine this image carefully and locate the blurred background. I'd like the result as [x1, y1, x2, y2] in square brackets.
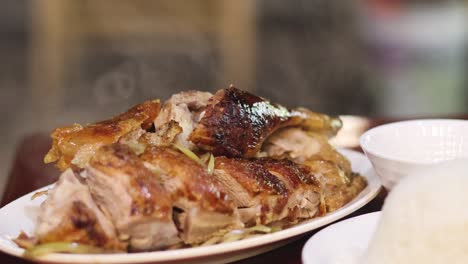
[0, 0, 467, 196]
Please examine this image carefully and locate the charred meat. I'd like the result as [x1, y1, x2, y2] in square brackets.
[213, 157, 322, 225]
[189, 87, 341, 158]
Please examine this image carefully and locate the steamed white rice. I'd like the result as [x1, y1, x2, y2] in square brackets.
[362, 160, 468, 264]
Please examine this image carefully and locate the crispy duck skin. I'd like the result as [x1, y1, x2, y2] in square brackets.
[86, 144, 179, 251]
[34, 86, 368, 253]
[255, 158, 324, 220]
[35, 169, 124, 250]
[189, 87, 341, 158]
[263, 127, 367, 212]
[140, 146, 234, 214]
[213, 157, 322, 225]
[44, 100, 160, 171]
[304, 159, 367, 212]
[140, 146, 241, 244]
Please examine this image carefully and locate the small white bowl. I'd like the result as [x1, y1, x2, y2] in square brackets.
[360, 119, 468, 190]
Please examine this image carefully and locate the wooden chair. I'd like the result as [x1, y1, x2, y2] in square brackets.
[29, 0, 257, 127]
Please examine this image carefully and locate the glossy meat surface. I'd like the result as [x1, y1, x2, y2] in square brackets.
[34, 86, 368, 252]
[264, 127, 366, 212]
[189, 87, 340, 158]
[213, 157, 322, 224]
[214, 157, 288, 197]
[86, 144, 179, 251]
[140, 146, 235, 214]
[140, 146, 240, 243]
[44, 100, 160, 171]
[304, 159, 367, 212]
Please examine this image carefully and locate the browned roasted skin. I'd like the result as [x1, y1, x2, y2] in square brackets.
[213, 156, 325, 224]
[258, 158, 325, 219]
[13, 232, 37, 250]
[304, 159, 367, 212]
[189, 87, 340, 158]
[89, 144, 172, 220]
[87, 144, 180, 251]
[213, 157, 323, 224]
[257, 158, 325, 218]
[214, 157, 288, 197]
[44, 100, 160, 171]
[140, 146, 235, 214]
[263, 128, 367, 213]
[140, 146, 240, 244]
[257, 158, 320, 191]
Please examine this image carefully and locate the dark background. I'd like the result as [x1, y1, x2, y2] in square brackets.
[0, 0, 467, 195]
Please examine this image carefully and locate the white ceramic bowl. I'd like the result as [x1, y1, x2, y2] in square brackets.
[360, 119, 468, 190]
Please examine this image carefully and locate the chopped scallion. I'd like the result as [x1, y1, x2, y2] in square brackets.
[172, 144, 205, 166]
[25, 242, 103, 258]
[248, 225, 272, 233]
[207, 154, 215, 174]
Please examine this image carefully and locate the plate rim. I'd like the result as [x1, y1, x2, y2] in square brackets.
[301, 211, 382, 264]
[0, 149, 382, 263]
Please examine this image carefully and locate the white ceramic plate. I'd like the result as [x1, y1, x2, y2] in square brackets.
[0, 149, 381, 264]
[302, 211, 381, 264]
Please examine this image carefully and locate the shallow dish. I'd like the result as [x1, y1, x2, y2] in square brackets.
[0, 149, 380, 264]
[360, 119, 468, 189]
[302, 211, 381, 264]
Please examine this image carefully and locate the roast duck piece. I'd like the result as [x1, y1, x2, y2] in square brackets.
[21, 86, 366, 252]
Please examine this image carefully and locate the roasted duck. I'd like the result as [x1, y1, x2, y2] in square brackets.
[213, 157, 323, 225]
[85, 144, 181, 251]
[44, 100, 160, 171]
[190, 87, 342, 158]
[20, 86, 366, 255]
[35, 169, 124, 251]
[140, 146, 241, 244]
[262, 127, 367, 211]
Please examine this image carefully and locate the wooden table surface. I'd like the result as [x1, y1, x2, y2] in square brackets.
[0, 116, 448, 263]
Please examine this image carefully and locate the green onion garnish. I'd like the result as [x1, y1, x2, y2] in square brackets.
[222, 234, 243, 243]
[24, 242, 103, 258]
[207, 154, 215, 174]
[248, 225, 272, 233]
[172, 144, 205, 166]
[199, 153, 210, 164]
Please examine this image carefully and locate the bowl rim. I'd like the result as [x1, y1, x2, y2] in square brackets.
[359, 118, 468, 165]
